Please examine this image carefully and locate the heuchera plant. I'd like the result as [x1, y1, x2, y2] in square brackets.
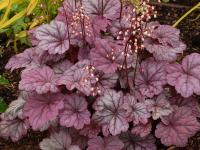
[1, 0, 200, 149]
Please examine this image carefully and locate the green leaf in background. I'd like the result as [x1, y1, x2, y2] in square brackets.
[0, 75, 9, 85]
[0, 97, 8, 113]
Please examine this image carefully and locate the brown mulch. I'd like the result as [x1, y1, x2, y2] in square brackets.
[0, 0, 200, 149]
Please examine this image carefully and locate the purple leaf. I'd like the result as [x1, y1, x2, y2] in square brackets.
[0, 118, 29, 142]
[53, 60, 73, 75]
[166, 53, 200, 97]
[110, 10, 133, 38]
[56, 0, 80, 23]
[119, 131, 156, 150]
[155, 107, 200, 147]
[3, 92, 27, 120]
[23, 93, 64, 130]
[123, 94, 150, 125]
[131, 122, 152, 137]
[68, 128, 89, 149]
[57, 60, 92, 96]
[144, 25, 186, 62]
[92, 16, 110, 34]
[78, 46, 90, 61]
[145, 94, 173, 120]
[80, 120, 101, 138]
[87, 136, 124, 150]
[135, 58, 167, 98]
[39, 51, 66, 64]
[59, 94, 91, 129]
[19, 66, 59, 94]
[170, 95, 200, 118]
[40, 129, 81, 150]
[28, 29, 39, 46]
[82, 0, 121, 20]
[5, 48, 40, 71]
[93, 90, 129, 135]
[92, 72, 118, 95]
[90, 38, 136, 73]
[35, 20, 70, 55]
[90, 38, 120, 73]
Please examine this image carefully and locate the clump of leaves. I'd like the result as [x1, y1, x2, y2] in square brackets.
[1, 0, 200, 149]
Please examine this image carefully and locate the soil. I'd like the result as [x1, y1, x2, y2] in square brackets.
[0, 0, 200, 149]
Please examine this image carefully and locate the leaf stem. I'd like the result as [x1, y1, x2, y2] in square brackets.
[172, 2, 200, 27]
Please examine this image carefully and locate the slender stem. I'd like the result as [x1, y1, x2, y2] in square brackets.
[13, 36, 18, 53]
[120, 0, 123, 20]
[133, 53, 138, 86]
[172, 2, 200, 27]
[102, 0, 104, 18]
[150, 1, 191, 9]
[62, 4, 71, 45]
[44, 0, 50, 22]
[124, 43, 130, 90]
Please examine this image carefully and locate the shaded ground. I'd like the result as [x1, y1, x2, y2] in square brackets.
[0, 0, 200, 149]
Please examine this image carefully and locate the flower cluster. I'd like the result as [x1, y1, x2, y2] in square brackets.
[1, 0, 200, 149]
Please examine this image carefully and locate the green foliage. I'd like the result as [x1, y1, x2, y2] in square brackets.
[0, 97, 7, 113]
[0, 0, 62, 49]
[0, 75, 9, 85]
[162, 0, 176, 2]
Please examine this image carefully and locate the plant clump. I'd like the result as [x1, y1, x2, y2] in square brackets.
[1, 0, 200, 149]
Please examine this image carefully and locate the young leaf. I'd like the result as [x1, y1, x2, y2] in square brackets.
[0, 75, 9, 85]
[0, 97, 8, 113]
[145, 94, 173, 120]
